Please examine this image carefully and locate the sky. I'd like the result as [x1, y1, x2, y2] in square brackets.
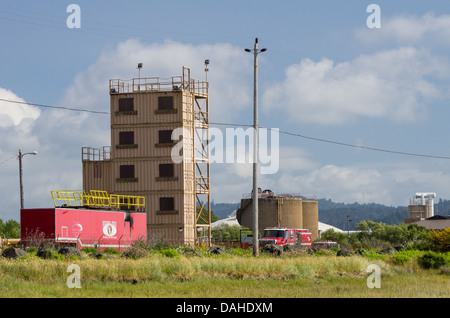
[1, 0, 450, 221]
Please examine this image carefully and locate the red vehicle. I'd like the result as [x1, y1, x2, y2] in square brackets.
[259, 227, 312, 249]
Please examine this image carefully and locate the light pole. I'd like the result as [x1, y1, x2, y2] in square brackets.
[245, 38, 267, 256]
[18, 149, 37, 210]
[347, 215, 352, 236]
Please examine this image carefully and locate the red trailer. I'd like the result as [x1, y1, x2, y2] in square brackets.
[20, 207, 146, 251]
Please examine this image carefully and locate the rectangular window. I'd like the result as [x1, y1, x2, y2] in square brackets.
[118, 98, 134, 112]
[119, 131, 134, 145]
[159, 163, 174, 178]
[159, 197, 174, 211]
[120, 165, 135, 178]
[158, 130, 173, 144]
[158, 96, 173, 110]
[116, 165, 138, 182]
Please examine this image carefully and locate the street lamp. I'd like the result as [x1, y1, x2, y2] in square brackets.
[245, 38, 267, 257]
[18, 149, 37, 210]
[347, 215, 352, 236]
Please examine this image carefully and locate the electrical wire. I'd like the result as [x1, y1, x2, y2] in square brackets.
[210, 121, 450, 160]
[1, 96, 449, 160]
[0, 155, 16, 165]
[0, 98, 109, 115]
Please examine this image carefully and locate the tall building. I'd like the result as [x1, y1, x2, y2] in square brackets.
[82, 66, 211, 245]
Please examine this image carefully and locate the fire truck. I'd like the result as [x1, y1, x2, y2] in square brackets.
[259, 227, 312, 249]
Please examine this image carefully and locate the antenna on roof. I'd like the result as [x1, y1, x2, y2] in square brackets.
[204, 59, 210, 82]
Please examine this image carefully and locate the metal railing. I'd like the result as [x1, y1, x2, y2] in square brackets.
[241, 192, 315, 199]
[82, 146, 111, 162]
[109, 76, 208, 96]
[50, 190, 145, 211]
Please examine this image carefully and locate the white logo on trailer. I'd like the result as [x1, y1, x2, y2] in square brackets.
[103, 221, 117, 237]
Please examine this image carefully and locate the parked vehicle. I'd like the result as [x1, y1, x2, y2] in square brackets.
[259, 227, 312, 249]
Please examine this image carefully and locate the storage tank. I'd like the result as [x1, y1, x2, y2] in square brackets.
[277, 198, 303, 229]
[302, 200, 319, 240]
[236, 196, 318, 239]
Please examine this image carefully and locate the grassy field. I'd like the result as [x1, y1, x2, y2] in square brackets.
[0, 248, 449, 299]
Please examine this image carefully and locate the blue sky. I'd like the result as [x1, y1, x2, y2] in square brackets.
[1, 0, 450, 220]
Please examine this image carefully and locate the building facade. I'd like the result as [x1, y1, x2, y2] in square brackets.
[82, 66, 211, 245]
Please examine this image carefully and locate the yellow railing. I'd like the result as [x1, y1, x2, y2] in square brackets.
[51, 190, 145, 211]
[51, 190, 85, 207]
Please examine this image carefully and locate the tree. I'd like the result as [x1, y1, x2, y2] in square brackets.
[0, 219, 20, 238]
[430, 228, 450, 252]
[211, 224, 246, 241]
[320, 229, 348, 245]
[196, 206, 219, 224]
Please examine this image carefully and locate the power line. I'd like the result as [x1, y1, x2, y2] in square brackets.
[0, 155, 16, 165]
[210, 122, 450, 160]
[0, 98, 109, 115]
[275, 129, 450, 160]
[2, 96, 450, 160]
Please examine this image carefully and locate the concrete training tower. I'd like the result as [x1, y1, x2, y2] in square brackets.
[82, 65, 211, 245]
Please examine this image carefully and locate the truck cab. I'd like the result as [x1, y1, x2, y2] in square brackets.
[259, 227, 312, 249]
[259, 228, 296, 247]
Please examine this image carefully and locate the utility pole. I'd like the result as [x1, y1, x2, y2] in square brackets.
[19, 149, 24, 210]
[347, 215, 352, 236]
[18, 149, 37, 210]
[245, 38, 267, 256]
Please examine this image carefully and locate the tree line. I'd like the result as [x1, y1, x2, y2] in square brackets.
[0, 219, 20, 239]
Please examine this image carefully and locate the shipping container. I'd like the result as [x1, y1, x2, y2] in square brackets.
[20, 208, 146, 251]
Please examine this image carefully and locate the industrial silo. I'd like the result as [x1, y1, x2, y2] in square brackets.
[302, 200, 319, 240]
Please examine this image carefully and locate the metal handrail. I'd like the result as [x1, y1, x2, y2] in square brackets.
[51, 190, 145, 211]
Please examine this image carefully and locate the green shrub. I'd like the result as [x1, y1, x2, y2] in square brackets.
[122, 247, 149, 259]
[81, 247, 97, 254]
[417, 252, 447, 269]
[103, 247, 121, 255]
[404, 240, 432, 251]
[361, 249, 386, 261]
[392, 253, 411, 265]
[226, 248, 252, 257]
[38, 248, 64, 260]
[26, 246, 38, 254]
[159, 248, 179, 258]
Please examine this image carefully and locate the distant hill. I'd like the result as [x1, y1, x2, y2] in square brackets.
[317, 199, 408, 231]
[211, 202, 240, 219]
[212, 198, 450, 230]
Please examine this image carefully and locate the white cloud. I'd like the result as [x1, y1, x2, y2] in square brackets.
[356, 12, 450, 46]
[0, 88, 40, 131]
[262, 47, 447, 124]
[60, 39, 252, 123]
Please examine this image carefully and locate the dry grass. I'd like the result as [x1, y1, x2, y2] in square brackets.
[0, 252, 448, 298]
